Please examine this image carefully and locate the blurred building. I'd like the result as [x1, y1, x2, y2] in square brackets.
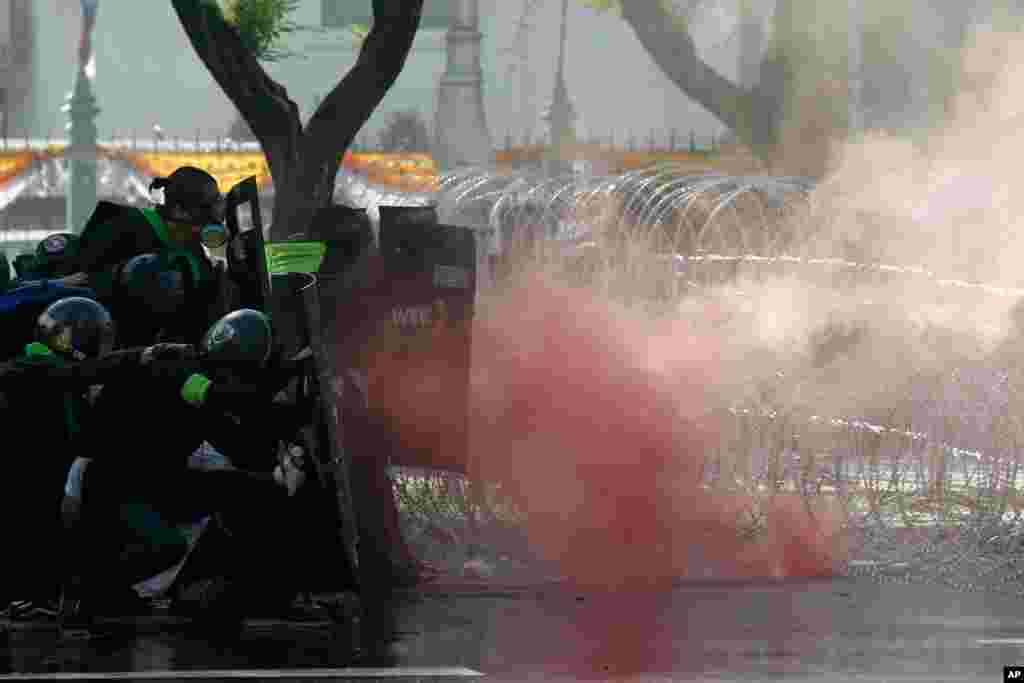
[10, 1, 754, 149]
[12, 1, 992, 149]
[0, 1, 33, 141]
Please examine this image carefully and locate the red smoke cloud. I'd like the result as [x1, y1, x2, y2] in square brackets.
[467, 274, 845, 589]
[371, 272, 846, 589]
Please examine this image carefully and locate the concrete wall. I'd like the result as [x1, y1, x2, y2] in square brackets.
[15, 1, 238, 139]
[266, 0, 746, 145]
[478, 0, 741, 147]
[14, 1, 744, 146]
[14, 1, 451, 141]
[3, 0, 35, 136]
[14, 1, 977, 151]
[260, 1, 448, 141]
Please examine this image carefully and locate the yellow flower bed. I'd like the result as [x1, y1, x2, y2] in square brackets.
[495, 144, 764, 175]
[122, 150, 440, 193]
[341, 151, 437, 175]
[0, 145, 762, 196]
[342, 151, 439, 192]
[120, 151, 272, 193]
[0, 147, 442, 194]
[0, 151, 39, 187]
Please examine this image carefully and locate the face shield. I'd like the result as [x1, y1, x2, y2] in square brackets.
[199, 222, 230, 249]
[192, 195, 228, 248]
[168, 192, 229, 248]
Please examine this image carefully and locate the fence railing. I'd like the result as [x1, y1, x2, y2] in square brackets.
[0, 128, 732, 157]
[494, 128, 727, 155]
[477, 242, 1024, 523]
[0, 137, 264, 153]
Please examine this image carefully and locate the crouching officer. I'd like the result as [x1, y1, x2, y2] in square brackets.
[0, 297, 113, 616]
[65, 309, 316, 626]
[0, 297, 199, 618]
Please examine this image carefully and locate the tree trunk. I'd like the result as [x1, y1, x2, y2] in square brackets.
[618, 0, 851, 178]
[737, 0, 764, 90]
[173, 0, 426, 590]
[619, 1, 764, 150]
[762, 0, 850, 177]
[172, 0, 424, 240]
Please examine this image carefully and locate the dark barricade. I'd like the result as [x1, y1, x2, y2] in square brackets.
[315, 205, 477, 476]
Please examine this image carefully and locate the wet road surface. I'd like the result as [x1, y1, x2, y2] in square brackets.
[2, 577, 1024, 681]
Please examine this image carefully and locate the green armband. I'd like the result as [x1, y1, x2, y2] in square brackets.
[181, 373, 213, 407]
[265, 241, 326, 275]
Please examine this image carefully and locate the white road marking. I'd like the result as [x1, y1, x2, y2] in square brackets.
[977, 638, 1024, 645]
[0, 668, 484, 680]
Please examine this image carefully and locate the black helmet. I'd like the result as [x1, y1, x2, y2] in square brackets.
[117, 253, 188, 316]
[35, 232, 77, 264]
[200, 309, 274, 368]
[150, 166, 226, 228]
[36, 297, 116, 359]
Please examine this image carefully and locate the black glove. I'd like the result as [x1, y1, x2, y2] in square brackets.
[141, 343, 198, 365]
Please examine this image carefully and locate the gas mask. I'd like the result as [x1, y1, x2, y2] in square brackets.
[167, 195, 229, 248]
[199, 222, 230, 249]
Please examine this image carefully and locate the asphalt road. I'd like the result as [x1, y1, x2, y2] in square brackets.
[3, 577, 1024, 681]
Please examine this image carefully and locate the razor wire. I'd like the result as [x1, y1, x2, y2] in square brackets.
[431, 164, 1024, 594]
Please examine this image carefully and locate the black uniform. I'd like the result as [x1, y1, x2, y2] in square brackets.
[0, 344, 151, 607]
[71, 357, 311, 617]
[71, 203, 224, 345]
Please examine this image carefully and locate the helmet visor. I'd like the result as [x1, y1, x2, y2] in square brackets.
[199, 223, 230, 249]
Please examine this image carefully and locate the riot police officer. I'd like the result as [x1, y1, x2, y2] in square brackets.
[66, 309, 316, 626]
[0, 297, 209, 619]
[0, 297, 115, 615]
[58, 166, 229, 344]
[9, 232, 81, 283]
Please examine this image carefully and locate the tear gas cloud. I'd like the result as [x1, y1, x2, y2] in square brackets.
[376, 268, 848, 588]
[374, 15, 1024, 590]
[465, 275, 846, 589]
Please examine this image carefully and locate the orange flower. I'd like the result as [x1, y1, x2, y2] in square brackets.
[0, 151, 37, 187]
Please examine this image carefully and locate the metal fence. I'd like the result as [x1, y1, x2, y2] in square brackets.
[493, 128, 725, 154]
[430, 163, 1024, 591]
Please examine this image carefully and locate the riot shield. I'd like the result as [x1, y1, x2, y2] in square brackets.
[264, 207, 367, 594]
[330, 205, 477, 476]
[223, 176, 270, 313]
[221, 180, 361, 593]
[260, 203, 477, 589]
[269, 270, 360, 593]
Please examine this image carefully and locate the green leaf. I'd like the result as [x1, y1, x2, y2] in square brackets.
[219, 0, 301, 62]
[349, 22, 370, 47]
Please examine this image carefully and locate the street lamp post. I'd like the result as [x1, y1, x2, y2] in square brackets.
[542, 0, 577, 177]
[62, 0, 100, 234]
[434, 0, 493, 172]
[848, 0, 863, 136]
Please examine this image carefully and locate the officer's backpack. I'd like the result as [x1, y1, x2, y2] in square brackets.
[0, 280, 97, 360]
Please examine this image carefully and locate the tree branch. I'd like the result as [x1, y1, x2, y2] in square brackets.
[619, 0, 773, 153]
[171, 0, 301, 150]
[301, 0, 424, 163]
